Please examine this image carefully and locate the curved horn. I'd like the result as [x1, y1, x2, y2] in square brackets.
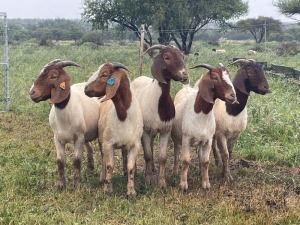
[190, 64, 215, 71]
[143, 44, 167, 55]
[248, 59, 256, 62]
[112, 62, 130, 72]
[228, 59, 250, 66]
[56, 60, 82, 69]
[219, 63, 225, 67]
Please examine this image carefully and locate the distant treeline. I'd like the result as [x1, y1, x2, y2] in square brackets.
[3, 18, 300, 46]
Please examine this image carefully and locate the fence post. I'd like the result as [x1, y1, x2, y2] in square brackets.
[0, 12, 9, 112]
[264, 20, 267, 52]
[139, 24, 145, 77]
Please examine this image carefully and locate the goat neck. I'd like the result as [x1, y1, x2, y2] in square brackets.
[225, 88, 248, 116]
[194, 91, 214, 114]
[54, 92, 71, 109]
[158, 79, 175, 122]
[110, 75, 132, 121]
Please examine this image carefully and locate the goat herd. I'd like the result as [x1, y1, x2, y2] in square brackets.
[29, 44, 270, 196]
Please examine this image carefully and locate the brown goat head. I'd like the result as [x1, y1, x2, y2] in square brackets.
[230, 59, 270, 95]
[191, 63, 237, 104]
[143, 44, 189, 84]
[85, 62, 130, 102]
[29, 59, 81, 104]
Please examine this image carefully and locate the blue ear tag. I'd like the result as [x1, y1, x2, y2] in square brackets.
[107, 77, 115, 86]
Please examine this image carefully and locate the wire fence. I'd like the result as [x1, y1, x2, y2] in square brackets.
[91, 24, 300, 74]
[4, 23, 300, 112]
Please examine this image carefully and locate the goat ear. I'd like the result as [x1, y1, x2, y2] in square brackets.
[233, 70, 249, 95]
[151, 55, 167, 84]
[199, 75, 215, 104]
[101, 72, 122, 102]
[51, 76, 70, 104]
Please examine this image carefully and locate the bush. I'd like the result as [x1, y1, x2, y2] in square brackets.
[276, 41, 299, 56]
[81, 31, 104, 46]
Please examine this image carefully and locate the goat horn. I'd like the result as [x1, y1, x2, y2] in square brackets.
[56, 60, 83, 69]
[219, 63, 225, 67]
[143, 44, 167, 55]
[112, 62, 130, 72]
[190, 64, 214, 71]
[228, 59, 250, 66]
[248, 59, 256, 62]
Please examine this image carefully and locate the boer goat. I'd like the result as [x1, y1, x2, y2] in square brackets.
[85, 62, 143, 196]
[29, 59, 100, 190]
[212, 59, 270, 182]
[131, 44, 189, 189]
[171, 63, 237, 191]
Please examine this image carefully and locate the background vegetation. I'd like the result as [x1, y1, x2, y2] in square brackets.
[0, 39, 299, 224]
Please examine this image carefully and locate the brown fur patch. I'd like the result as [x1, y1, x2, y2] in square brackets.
[158, 81, 175, 122]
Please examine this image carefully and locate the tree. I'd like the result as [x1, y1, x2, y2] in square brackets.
[274, 0, 300, 17]
[82, 0, 248, 54]
[83, 0, 155, 47]
[155, 0, 248, 54]
[236, 17, 283, 43]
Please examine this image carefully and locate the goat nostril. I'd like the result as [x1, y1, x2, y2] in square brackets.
[230, 93, 235, 98]
[29, 90, 35, 95]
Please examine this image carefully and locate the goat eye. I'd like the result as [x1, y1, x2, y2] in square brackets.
[212, 76, 218, 80]
[101, 73, 108, 78]
[49, 76, 58, 80]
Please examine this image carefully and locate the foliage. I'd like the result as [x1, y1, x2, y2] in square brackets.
[236, 17, 283, 43]
[81, 30, 104, 45]
[274, 0, 300, 16]
[8, 18, 85, 44]
[276, 41, 300, 56]
[82, 0, 248, 54]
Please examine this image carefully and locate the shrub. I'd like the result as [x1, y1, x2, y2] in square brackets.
[81, 31, 104, 46]
[276, 41, 299, 56]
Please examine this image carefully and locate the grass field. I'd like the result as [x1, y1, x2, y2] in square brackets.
[0, 41, 299, 224]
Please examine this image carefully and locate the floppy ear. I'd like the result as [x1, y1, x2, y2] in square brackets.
[101, 72, 122, 102]
[151, 54, 167, 84]
[233, 69, 249, 95]
[198, 75, 215, 104]
[51, 76, 70, 104]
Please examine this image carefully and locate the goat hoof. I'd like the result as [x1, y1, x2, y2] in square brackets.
[87, 164, 94, 171]
[56, 181, 65, 191]
[224, 174, 234, 184]
[158, 179, 167, 189]
[145, 174, 153, 185]
[202, 182, 211, 190]
[127, 189, 136, 197]
[179, 183, 188, 192]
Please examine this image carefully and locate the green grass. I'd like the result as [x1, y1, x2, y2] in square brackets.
[0, 41, 299, 224]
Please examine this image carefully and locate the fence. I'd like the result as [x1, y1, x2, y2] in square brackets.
[5, 23, 300, 112]
[0, 12, 9, 112]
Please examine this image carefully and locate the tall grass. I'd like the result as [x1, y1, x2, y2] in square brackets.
[0, 41, 299, 224]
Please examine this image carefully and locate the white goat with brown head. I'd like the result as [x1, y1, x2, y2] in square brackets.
[131, 44, 189, 189]
[212, 59, 270, 183]
[85, 62, 143, 196]
[29, 59, 100, 190]
[171, 63, 237, 191]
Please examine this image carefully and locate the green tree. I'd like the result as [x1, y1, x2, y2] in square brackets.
[236, 17, 283, 43]
[274, 0, 300, 16]
[155, 0, 248, 54]
[83, 0, 155, 46]
[83, 0, 247, 54]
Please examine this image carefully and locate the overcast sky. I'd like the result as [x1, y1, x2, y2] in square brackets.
[1, 0, 299, 22]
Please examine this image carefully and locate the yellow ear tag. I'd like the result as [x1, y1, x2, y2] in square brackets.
[59, 82, 66, 90]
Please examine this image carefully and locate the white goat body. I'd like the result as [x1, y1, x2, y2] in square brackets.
[85, 62, 143, 195]
[29, 60, 100, 190]
[131, 76, 173, 132]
